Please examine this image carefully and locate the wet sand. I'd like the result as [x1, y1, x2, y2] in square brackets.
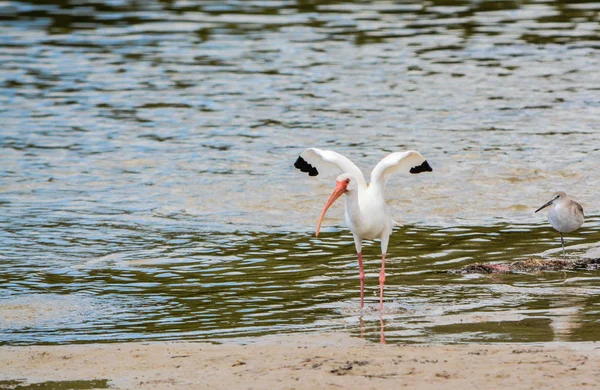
[1, 333, 598, 389]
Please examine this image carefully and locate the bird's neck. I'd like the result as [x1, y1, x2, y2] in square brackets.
[366, 179, 386, 197]
[365, 181, 386, 201]
[343, 188, 361, 209]
[344, 185, 384, 211]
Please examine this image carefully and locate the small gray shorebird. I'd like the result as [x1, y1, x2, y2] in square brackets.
[535, 191, 584, 257]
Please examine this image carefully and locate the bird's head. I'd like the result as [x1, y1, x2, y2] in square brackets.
[335, 173, 358, 192]
[535, 191, 567, 213]
[315, 173, 355, 237]
[552, 191, 567, 200]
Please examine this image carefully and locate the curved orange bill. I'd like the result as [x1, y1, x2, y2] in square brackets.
[316, 180, 348, 237]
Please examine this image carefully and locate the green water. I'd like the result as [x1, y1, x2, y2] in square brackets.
[1, 0, 599, 345]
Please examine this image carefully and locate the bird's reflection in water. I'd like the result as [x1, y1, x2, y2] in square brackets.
[359, 316, 386, 344]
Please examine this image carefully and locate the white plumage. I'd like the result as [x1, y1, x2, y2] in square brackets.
[294, 148, 432, 312]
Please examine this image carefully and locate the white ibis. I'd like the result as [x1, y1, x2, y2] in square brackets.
[294, 148, 432, 312]
[535, 191, 584, 257]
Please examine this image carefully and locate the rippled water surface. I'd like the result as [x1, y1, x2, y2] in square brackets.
[1, 0, 600, 345]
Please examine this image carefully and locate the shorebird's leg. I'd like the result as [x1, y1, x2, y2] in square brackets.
[379, 234, 390, 313]
[353, 234, 364, 309]
[560, 232, 565, 258]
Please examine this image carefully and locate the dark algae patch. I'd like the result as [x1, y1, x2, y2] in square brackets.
[452, 258, 600, 274]
[0, 379, 111, 389]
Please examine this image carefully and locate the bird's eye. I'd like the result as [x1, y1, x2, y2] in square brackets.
[345, 178, 350, 184]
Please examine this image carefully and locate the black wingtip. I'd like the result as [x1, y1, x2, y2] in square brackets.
[294, 156, 318, 176]
[410, 160, 433, 174]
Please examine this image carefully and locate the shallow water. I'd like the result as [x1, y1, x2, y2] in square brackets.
[1, 0, 600, 345]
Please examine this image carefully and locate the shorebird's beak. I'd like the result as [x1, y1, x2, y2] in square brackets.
[316, 180, 348, 237]
[535, 198, 554, 213]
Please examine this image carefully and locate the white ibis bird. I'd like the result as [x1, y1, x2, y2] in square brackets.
[535, 191, 584, 257]
[294, 148, 432, 312]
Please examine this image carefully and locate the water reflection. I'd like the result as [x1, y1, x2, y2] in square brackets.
[1, 224, 600, 345]
[359, 316, 386, 344]
[1, 0, 600, 345]
[4, 1, 599, 48]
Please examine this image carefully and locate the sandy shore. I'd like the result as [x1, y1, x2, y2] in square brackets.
[1, 333, 598, 389]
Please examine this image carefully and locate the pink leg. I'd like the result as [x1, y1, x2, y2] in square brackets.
[358, 251, 365, 309]
[379, 253, 386, 312]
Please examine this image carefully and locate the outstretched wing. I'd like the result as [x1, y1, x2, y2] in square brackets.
[370, 151, 432, 189]
[294, 148, 366, 187]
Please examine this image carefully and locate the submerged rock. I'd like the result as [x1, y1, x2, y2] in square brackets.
[451, 258, 600, 274]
